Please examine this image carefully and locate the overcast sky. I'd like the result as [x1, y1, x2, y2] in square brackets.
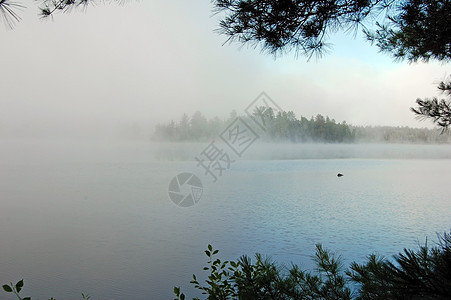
[1, 0, 449, 139]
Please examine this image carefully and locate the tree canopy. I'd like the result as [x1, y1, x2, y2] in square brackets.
[2, 0, 450, 129]
[214, 0, 451, 130]
[365, 0, 451, 62]
[174, 232, 451, 299]
[153, 109, 451, 144]
[411, 75, 451, 132]
[0, 0, 124, 28]
[213, 0, 450, 62]
[3, 1, 449, 63]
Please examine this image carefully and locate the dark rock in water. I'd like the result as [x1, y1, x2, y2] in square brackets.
[337, 173, 344, 177]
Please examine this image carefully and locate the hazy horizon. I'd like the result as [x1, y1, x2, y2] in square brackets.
[0, 108, 447, 141]
[1, 2, 450, 299]
[1, 1, 450, 142]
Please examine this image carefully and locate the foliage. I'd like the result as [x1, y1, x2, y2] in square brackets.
[347, 254, 396, 299]
[349, 231, 451, 299]
[385, 232, 451, 299]
[2, 1, 449, 134]
[3, 232, 451, 299]
[0, 0, 24, 28]
[213, 0, 450, 62]
[189, 244, 238, 299]
[154, 109, 451, 144]
[3, 0, 449, 63]
[0, 0, 125, 28]
[175, 231, 451, 299]
[2, 280, 90, 300]
[253, 108, 356, 143]
[365, 0, 451, 62]
[213, 0, 390, 59]
[176, 244, 353, 300]
[153, 109, 355, 143]
[411, 76, 451, 132]
[2, 280, 31, 300]
[213, 1, 450, 130]
[350, 124, 451, 143]
[36, 0, 95, 19]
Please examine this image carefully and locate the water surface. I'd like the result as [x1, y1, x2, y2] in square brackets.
[0, 140, 450, 299]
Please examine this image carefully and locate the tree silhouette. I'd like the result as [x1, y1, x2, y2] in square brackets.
[0, 0, 125, 28]
[213, 0, 450, 130]
[366, 0, 451, 63]
[412, 76, 451, 131]
[214, 0, 450, 62]
[0, 0, 24, 28]
[2, 0, 450, 130]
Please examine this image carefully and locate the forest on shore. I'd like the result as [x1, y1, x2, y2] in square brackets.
[153, 109, 451, 144]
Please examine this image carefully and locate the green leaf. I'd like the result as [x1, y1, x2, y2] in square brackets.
[205, 250, 211, 257]
[207, 244, 213, 251]
[180, 293, 185, 300]
[81, 292, 90, 300]
[16, 280, 24, 293]
[173, 286, 180, 296]
[23, 298, 31, 300]
[2, 285, 12, 293]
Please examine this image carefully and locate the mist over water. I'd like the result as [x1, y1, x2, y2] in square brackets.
[3, 139, 451, 164]
[1, 0, 449, 298]
[153, 141, 451, 161]
[1, 138, 451, 299]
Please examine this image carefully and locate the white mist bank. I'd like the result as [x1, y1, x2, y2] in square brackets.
[153, 142, 451, 161]
[2, 139, 451, 165]
[240, 143, 451, 160]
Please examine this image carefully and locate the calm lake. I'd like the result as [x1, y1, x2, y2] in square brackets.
[1, 140, 450, 299]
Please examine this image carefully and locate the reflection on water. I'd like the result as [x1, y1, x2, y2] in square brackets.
[0, 140, 450, 299]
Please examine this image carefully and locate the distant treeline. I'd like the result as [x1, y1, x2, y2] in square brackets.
[153, 109, 451, 144]
[351, 125, 451, 143]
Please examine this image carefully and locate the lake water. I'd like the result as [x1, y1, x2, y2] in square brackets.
[0, 140, 450, 299]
